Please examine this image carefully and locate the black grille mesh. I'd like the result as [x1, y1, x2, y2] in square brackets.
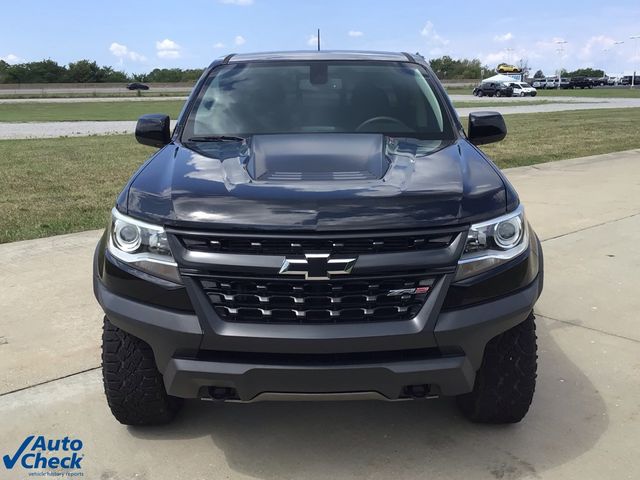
[199, 276, 433, 324]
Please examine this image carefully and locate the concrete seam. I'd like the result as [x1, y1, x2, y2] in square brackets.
[0, 366, 100, 398]
[540, 212, 640, 243]
[537, 314, 640, 344]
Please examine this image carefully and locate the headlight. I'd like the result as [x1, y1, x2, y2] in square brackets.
[107, 208, 182, 284]
[455, 205, 528, 281]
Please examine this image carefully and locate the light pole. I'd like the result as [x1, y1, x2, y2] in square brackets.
[505, 48, 514, 65]
[603, 41, 624, 84]
[631, 35, 640, 88]
[604, 40, 624, 52]
[555, 40, 568, 89]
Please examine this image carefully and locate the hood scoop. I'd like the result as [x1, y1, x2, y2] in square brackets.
[246, 133, 389, 181]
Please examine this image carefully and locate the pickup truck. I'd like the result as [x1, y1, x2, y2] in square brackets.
[472, 82, 514, 97]
[565, 77, 593, 89]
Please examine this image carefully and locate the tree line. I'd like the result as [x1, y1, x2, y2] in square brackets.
[0, 59, 205, 84]
[0, 57, 608, 84]
[533, 68, 605, 79]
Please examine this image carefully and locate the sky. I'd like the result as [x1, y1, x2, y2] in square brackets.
[1, 0, 639, 76]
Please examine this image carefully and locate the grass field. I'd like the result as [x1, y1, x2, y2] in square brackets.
[1, 107, 639, 243]
[0, 100, 185, 122]
[0, 136, 151, 243]
[446, 86, 640, 98]
[0, 98, 561, 121]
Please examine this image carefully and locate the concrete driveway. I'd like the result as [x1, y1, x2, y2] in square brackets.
[1, 150, 639, 479]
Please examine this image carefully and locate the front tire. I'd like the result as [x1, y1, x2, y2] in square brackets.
[102, 317, 183, 425]
[456, 313, 537, 424]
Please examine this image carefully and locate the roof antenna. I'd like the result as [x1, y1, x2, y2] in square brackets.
[317, 28, 321, 51]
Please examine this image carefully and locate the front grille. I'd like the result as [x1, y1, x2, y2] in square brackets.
[179, 231, 456, 255]
[199, 275, 433, 324]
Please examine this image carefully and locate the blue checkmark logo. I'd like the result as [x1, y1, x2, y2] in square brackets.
[3, 435, 34, 469]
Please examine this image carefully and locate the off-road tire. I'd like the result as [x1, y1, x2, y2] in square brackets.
[102, 317, 182, 425]
[456, 313, 537, 424]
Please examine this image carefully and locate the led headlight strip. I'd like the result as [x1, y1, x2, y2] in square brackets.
[455, 205, 529, 281]
[107, 208, 182, 284]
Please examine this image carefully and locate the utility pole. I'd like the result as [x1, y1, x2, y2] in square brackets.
[555, 40, 568, 89]
[505, 48, 514, 65]
[631, 35, 640, 88]
[604, 41, 624, 84]
[317, 28, 321, 51]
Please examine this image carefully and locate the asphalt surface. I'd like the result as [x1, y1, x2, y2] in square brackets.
[1, 150, 639, 479]
[1, 95, 639, 139]
[0, 120, 179, 139]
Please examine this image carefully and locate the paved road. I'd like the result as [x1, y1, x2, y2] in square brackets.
[0, 120, 179, 139]
[2, 96, 639, 139]
[456, 98, 640, 116]
[0, 150, 639, 479]
[448, 94, 606, 103]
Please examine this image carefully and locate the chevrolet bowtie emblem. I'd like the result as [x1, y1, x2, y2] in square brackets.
[278, 253, 357, 280]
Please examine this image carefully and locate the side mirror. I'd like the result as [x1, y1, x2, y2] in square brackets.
[135, 114, 171, 148]
[467, 111, 507, 145]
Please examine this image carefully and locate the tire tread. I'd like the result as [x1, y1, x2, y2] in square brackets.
[456, 313, 538, 423]
[101, 317, 182, 425]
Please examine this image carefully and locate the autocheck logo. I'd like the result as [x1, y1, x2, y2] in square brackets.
[3, 435, 84, 473]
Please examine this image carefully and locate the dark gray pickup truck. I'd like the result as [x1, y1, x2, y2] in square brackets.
[94, 50, 543, 426]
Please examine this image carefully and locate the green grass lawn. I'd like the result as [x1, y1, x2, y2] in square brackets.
[0, 136, 152, 243]
[479, 108, 640, 168]
[1, 107, 639, 243]
[447, 85, 640, 98]
[0, 100, 185, 122]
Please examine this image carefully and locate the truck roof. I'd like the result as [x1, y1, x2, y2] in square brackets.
[222, 50, 414, 63]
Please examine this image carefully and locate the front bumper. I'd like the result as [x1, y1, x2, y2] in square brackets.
[94, 262, 542, 401]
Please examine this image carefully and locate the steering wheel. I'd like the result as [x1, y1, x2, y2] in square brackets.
[355, 116, 409, 132]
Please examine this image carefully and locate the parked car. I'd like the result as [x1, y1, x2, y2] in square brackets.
[543, 77, 558, 89]
[126, 82, 150, 91]
[590, 77, 607, 86]
[620, 75, 640, 85]
[94, 50, 543, 426]
[532, 78, 546, 89]
[472, 81, 514, 97]
[496, 63, 521, 74]
[510, 82, 537, 97]
[565, 76, 593, 89]
[558, 78, 571, 89]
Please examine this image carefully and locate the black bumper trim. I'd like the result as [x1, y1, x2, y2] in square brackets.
[163, 355, 475, 399]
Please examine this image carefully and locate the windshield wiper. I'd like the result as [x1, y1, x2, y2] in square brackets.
[185, 135, 246, 143]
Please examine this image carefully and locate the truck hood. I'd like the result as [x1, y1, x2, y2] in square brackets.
[123, 134, 512, 231]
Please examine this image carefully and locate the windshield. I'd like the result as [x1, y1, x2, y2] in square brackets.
[182, 61, 454, 140]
